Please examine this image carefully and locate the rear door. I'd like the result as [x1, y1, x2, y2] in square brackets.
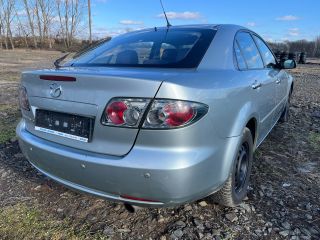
[235, 32, 276, 144]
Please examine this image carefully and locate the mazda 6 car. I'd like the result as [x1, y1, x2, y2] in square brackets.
[17, 24, 296, 207]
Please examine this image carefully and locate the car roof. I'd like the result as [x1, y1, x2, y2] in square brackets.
[120, 24, 249, 36]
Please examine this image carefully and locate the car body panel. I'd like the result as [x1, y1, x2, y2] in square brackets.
[199, 24, 239, 70]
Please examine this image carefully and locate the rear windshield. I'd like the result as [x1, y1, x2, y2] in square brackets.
[71, 28, 216, 68]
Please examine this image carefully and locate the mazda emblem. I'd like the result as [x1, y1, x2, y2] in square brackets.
[49, 83, 62, 98]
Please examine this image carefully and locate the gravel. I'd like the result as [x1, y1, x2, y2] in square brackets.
[0, 63, 319, 239]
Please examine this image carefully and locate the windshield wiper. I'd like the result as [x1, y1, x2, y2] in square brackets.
[72, 38, 111, 59]
[54, 53, 70, 69]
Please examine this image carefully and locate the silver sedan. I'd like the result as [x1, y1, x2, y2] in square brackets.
[17, 24, 295, 207]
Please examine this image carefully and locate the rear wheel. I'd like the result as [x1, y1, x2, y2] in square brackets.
[212, 127, 253, 207]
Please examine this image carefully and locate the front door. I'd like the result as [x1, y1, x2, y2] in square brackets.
[274, 70, 289, 122]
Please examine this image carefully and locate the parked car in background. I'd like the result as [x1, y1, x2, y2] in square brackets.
[17, 24, 296, 207]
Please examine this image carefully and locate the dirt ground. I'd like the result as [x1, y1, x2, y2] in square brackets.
[0, 49, 319, 240]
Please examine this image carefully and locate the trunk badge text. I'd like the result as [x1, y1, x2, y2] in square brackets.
[49, 83, 62, 98]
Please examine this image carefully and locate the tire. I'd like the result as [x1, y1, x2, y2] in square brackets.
[279, 92, 291, 123]
[212, 127, 253, 207]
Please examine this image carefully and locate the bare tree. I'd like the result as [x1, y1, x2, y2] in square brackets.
[0, 5, 5, 49]
[314, 36, 320, 58]
[37, 0, 54, 48]
[34, 0, 43, 46]
[23, 0, 37, 48]
[88, 0, 92, 44]
[56, 0, 84, 48]
[14, 7, 29, 48]
[69, 0, 81, 46]
[56, 0, 67, 47]
[0, 0, 15, 49]
[64, 0, 70, 46]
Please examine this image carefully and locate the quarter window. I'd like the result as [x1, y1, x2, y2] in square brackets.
[234, 41, 247, 70]
[252, 35, 276, 68]
[235, 32, 264, 69]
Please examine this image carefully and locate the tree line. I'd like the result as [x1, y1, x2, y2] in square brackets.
[0, 0, 92, 50]
[268, 37, 320, 58]
[1, 0, 320, 57]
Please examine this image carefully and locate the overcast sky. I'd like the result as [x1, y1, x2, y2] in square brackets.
[90, 0, 320, 42]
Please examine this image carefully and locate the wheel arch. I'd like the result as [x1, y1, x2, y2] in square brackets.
[223, 109, 259, 179]
[245, 117, 258, 150]
[290, 82, 294, 95]
[227, 101, 259, 141]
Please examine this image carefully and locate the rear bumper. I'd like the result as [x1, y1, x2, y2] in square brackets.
[17, 120, 240, 207]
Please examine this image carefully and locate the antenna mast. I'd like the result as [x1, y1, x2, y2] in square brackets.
[160, 0, 171, 27]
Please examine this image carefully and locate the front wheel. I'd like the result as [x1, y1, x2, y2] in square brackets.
[212, 127, 253, 207]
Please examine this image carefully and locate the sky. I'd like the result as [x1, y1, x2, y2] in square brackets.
[90, 0, 320, 42]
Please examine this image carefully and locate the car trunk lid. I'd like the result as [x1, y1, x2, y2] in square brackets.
[21, 67, 178, 156]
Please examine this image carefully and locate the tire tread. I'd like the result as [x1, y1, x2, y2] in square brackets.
[212, 127, 253, 207]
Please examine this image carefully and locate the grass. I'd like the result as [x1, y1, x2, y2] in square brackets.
[309, 132, 320, 151]
[0, 203, 109, 240]
[2, 72, 21, 81]
[254, 149, 263, 159]
[0, 104, 21, 144]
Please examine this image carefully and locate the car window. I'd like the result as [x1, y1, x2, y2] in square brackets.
[71, 28, 216, 68]
[235, 32, 264, 69]
[93, 42, 153, 64]
[234, 41, 247, 70]
[252, 35, 276, 68]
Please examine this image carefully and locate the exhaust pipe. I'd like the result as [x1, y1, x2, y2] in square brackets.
[123, 203, 143, 213]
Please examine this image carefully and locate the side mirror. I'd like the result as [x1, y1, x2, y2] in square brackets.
[280, 59, 297, 69]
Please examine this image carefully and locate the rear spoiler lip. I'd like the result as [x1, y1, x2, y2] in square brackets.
[39, 75, 76, 82]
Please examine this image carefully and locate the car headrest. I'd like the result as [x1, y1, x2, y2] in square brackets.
[116, 50, 139, 64]
[161, 49, 178, 62]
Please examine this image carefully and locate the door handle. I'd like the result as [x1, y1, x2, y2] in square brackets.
[251, 81, 262, 89]
[275, 79, 281, 84]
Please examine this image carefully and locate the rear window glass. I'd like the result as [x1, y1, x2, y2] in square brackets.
[71, 28, 216, 68]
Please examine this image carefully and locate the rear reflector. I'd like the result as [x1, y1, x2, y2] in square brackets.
[39, 75, 76, 81]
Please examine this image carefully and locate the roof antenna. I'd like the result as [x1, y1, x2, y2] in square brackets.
[160, 0, 171, 28]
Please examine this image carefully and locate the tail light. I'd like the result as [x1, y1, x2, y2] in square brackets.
[101, 98, 150, 127]
[18, 86, 30, 111]
[102, 98, 208, 129]
[142, 100, 208, 129]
